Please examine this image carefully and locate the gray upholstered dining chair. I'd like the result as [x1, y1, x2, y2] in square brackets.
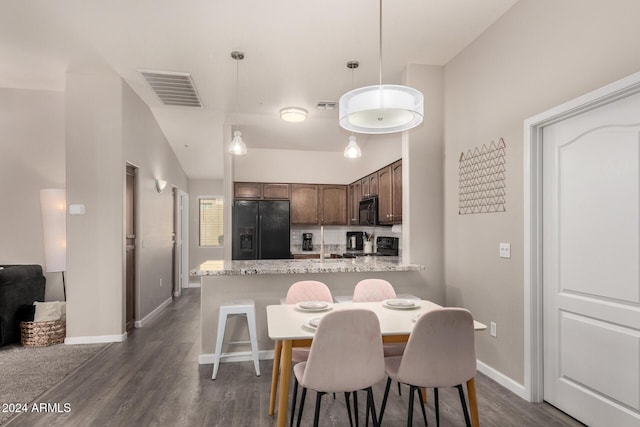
[285, 280, 333, 365]
[352, 278, 397, 303]
[290, 308, 386, 427]
[353, 278, 405, 356]
[353, 277, 405, 403]
[378, 307, 476, 427]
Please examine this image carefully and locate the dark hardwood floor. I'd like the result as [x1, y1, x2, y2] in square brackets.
[8, 288, 585, 426]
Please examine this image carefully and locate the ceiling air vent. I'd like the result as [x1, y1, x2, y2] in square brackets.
[138, 69, 203, 107]
[315, 101, 337, 110]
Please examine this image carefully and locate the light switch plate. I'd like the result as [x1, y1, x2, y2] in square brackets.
[499, 243, 511, 258]
[69, 204, 85, 215]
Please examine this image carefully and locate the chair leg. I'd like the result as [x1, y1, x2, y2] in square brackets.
[418, 387, 428, 426]
[296, 387, 307, 427]
[290, 378, 299, 427]
[456, 384, 472, 427]
[313, 392, 324, 427]
[345, 392, 354, 427]
[365, 390, 369, 427]
[366, 387, 379, 427]
[378, 377, 392, 425]
[245, 308, 260, 376]
[354, 391, 359, 427]
[434, 387, 440, 427]
[408, 386, 416, 427]
[211, 312, 227, 380]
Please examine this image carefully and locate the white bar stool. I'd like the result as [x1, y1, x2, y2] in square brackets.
[212, 299, 260, 380]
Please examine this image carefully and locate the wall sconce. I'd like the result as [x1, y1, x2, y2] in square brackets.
[156, 179, 167, 193]
[40, 188, 67, 299]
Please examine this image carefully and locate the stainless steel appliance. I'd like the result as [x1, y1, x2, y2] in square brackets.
[359, 196, 379, 226]
[302, 233, 313, 251]
[375, 236, 399, 256]
[342, 236, 399, 257]
[232, 200, 291, 260]
[346, 231, 364, 251]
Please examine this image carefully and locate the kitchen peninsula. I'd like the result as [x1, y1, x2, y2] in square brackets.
[194, 257, 425, 364]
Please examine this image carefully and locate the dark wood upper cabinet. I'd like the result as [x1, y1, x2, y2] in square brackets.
[391, 160, 402, 223]
[234, 182, 262, 199]
[362, 172, 378, 198]
[263, 183, 290, 199]
[234, 159, 399, 226]
[377, 159, 402, 224]
[378, 165, 393, 224]
[290, 184, 319, 225]
[348, 180, 362, 225]
[320, 185, 348, 225]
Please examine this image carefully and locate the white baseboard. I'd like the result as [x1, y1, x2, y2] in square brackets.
[476, 359, 527, 400]
[187, 281, 200, 288]
[65, 333, 127, 345]
[134, 297, 172, 328]
[199, 349, 275, 365]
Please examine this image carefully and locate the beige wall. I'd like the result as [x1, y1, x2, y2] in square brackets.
[404, 65, 446, 304]
[444, 0, 640, 384]
[232, 136, 401, 184]
[65, 70, 188, 340]
[65, 71, 125, 339]
[122, 83, 188, 320]
[0, 88, 66, 301]
[188, 178, 224, 271]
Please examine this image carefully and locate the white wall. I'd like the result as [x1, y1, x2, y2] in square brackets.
[65, 70, 188, 341]
[188, 178, 224, 271]
[65, 71, 125, 339]
[444, 0, 640, 385]
[0, 88, 66, 301]
[232, 136, 401, 184]
[404, 65, 446, 304]
[122, 83, 188, 320]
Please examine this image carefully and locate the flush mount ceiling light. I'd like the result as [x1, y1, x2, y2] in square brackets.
[339, 0, 423, 134]
[344, 136, 362, 159]
[280, 107, 308, 123]
[228, 51, 247, 156]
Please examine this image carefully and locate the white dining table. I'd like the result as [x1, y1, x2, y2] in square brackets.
[266, 300, 487, 427]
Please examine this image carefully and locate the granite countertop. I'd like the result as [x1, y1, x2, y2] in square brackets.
[192, 257, 425, 276]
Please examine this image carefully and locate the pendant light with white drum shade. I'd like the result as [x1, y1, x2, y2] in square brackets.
[339, 0, 423, 134]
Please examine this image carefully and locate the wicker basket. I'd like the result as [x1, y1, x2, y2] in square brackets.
[20, 319, 66, 347]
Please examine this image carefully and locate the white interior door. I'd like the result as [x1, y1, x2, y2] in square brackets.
[542, 91, 640, 426]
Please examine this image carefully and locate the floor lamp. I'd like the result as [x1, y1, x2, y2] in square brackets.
[40, 189, 67, 300]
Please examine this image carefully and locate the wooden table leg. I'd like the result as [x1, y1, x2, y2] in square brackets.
[269, 340, 282, 416]
[276, 340, 293, 427]
[467, 377, 480, 427]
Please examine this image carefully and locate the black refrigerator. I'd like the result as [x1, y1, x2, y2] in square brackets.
[232, 200, 291, 260]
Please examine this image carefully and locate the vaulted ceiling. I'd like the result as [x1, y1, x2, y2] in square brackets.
[0, 0, 519, 179]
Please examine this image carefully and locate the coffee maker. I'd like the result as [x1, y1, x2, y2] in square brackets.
[302, 233, 313, 251]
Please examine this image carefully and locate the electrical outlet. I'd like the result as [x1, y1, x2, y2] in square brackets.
[159, 277, 163, 287]
[490, 322, 497, 337]
[499, 243, 511, 259]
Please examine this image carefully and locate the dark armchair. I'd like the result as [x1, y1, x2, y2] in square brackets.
[0, 265, 46, 346]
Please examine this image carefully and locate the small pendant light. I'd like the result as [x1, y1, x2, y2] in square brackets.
[343, 60, 362, 158]
[228, 51, 247, 155]
[344, 136, 362, 158]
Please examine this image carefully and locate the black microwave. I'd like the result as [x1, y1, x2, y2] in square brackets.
[359, 196, 379, 226]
